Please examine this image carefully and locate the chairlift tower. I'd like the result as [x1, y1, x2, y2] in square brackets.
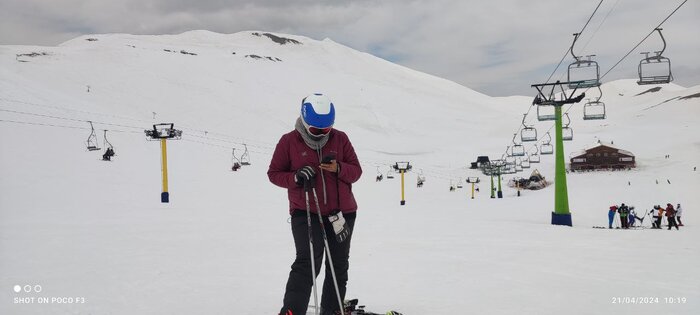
[466, 177, 480, 199]
[486, 159, 505, 199]
[145, 123, 183, 203]
[531, 81, 586, 226]
[393, 162, 412, 205]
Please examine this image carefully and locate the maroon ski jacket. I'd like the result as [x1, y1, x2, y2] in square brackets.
[267, 129, 362, 215]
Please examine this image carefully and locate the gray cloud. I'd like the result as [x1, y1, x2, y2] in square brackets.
[1, 0, 698, 96]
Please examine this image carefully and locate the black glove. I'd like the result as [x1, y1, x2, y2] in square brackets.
[295, 166, 316, 187]
[328, 210, 351, 243]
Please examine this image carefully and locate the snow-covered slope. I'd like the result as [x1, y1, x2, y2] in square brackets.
[1, 31, 698, 314]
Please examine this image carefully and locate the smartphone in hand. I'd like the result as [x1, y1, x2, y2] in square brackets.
[322, 154, 336, 164]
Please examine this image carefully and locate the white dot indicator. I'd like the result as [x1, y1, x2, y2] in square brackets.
[13, 285, 21, 293]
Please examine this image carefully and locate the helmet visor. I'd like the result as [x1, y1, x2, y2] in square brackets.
[308, 126, 332, 136]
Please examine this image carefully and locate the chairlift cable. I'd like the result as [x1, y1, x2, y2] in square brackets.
[508, 0, 605, 152]
[517, 0, 687, 157]
[543, 0, 604, 85]
[598, 0, 687, 81]
[578, 0, 620, 55]
[0, 118, 141, 134]
[0, 108, 145, 130]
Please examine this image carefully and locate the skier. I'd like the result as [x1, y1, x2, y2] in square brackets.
[628, 206, 637, 227]
[650, 206, 659, 228]
[268, 93, 362, 315]
[619, 203, 629, 229]
[608, 205, 617, 229]
[666, 203, 679, 230]
[676, 203, 683, 226]
[655, 205, 665, 229]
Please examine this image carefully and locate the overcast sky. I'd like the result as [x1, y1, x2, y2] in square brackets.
[1, 0, 698, 96]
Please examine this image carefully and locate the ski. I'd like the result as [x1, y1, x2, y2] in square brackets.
[307, 299, 403, 315]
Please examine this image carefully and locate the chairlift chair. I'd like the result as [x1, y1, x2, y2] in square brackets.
[515, 158, 523, 172]
[101, 130, 115, 161]
[456, 178, 463, 188]
[529, 149, 541, 163]
[567, 33, 601, 89]
[231, 148, 242, 171]
[511, 134, 525, 157]
[520, 114, 537, 141]
[416, 169, 425, 187]
[537, 104, 556, 121]
[86, 121, 101, 151]
[583, 86, 606, 120]
[541, 132, 554, 155]
[386, 166, 395, 179]
[521, 157, 531, 169]
[504, 146, 513, 158]
[240, 144, 251, 166]
[562, 113, 573, 141]
[638, 28, 673, 85]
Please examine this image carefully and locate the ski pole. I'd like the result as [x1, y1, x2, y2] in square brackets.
[311, 187, 345, 315]
[304, 183, 320, 315]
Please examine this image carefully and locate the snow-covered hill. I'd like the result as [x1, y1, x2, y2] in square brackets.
[1, 31, 698, 314]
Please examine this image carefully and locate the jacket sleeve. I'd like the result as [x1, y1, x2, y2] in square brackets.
[268, 134, 297, 189]
[337, 133, 362, 184]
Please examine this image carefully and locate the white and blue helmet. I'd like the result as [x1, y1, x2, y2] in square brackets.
[301, 93, 335, 129]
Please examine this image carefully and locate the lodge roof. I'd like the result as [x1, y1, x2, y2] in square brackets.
[570, 140, 635, 158]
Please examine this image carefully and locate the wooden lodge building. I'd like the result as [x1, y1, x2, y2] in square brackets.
[569, 141, 636, 171]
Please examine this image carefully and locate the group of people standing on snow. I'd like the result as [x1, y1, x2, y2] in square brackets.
[650, 203, 683, 230]
[608, 203, 683, 230]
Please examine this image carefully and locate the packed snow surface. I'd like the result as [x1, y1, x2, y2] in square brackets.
[1, 31, 698, 314]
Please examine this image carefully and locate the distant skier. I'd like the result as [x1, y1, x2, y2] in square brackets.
[650, 207, 659, 228]
[653, 205, 665, 229]
[268, 93, 362, 315]
[619, 203, 630, 229]
[608, 205, 618, 229]
[666, 203, 679, 230]
[676, 203, 684, 226]
[628, 206, 639, 227]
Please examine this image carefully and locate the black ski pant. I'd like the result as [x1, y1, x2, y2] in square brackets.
[667, 217, 679, 230]
[281, 210, 356, 315]
[654, 216, 662, 228]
